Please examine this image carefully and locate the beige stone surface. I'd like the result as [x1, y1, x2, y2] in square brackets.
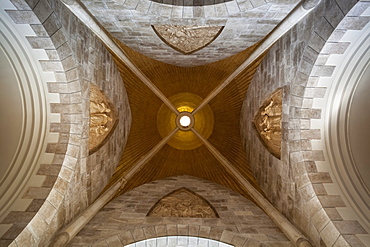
[68, 176, 291, 247]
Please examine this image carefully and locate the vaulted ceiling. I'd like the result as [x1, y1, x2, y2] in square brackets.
[74, 0, 303, 200]
[80, 0, 300, 67]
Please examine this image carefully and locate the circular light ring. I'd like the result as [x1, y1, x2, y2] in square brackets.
[176, 112, 194, 130]
[180, 116, 190, 126]
[157, 92, 214, 150]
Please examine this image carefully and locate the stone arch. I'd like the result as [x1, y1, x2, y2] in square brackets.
[89, 227, 263, 247]
[0, 0, 131, 246]
[297, 2, 370, 245]
[68, 175, 293, 246]
[240, 0, 367, 246]
[147, 187, 219, 218]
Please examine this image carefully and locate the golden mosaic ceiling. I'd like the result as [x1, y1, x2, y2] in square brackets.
[102, 38, 267, 200]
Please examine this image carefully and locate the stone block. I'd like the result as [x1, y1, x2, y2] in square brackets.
[333, 236, 351, 247]
[299, 184, 315, 202]
[321, 42, 350, 55]
[53, 177, 68, 195]
[118, 231, 135, 245]
[312, 184, 327, 196]
[47, 189, 63, 209]
[42, 175, 57, 188]
[333, 220, 367, 234]
[337, 16, 370, 30]
[335, 0, 358, 14]
[166, 224, 177, 236]
[40, 60, 64, 72]
[347, 1, 370, 16]
[37, 164, 61, 176]
[309, 172, 332, 183]
[342, 234, 366, 247]
[9, 0, 32, 10]
[38, 200, 57, 224]
[1, 225, 25, 240]
[61, 55, 77, 71]
[323, 208, 342, 221]
[1, 211, 35, 224]
[324, 0, 345, 28]
[43, 13, 61, 36]
[304, 196, 322, 218]
[301, 129, 321, 139]
[50, 28, 67, 49]
[311, 65, 335, 77]
[28, 213, 48, 240]
[321, 222, 340, 246]
[26, 36, 54, 49]
[312, 208, 330, 232]
[220, 230, 235, 243]
[318, 195, 345, 208]
[177, 224, 189, 236]
[33, 0, 53, 23]
[188, 225, 200, 237]
[23, 187, 51, 200]
[5, 10, 40, 24]
[50, 103, 82, 114]
[231, 235, 247, 246]
[308, 32, 326, 53]
[304, 87, 326, 98]
[58, 166, 73, 182]
[142, 226, 156, 239]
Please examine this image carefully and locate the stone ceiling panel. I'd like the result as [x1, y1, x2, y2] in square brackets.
[80, 0, 300, 67]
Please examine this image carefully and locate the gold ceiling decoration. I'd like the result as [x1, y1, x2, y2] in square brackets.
[89, 84, 118, 154]
[253, 88, 283, 159]
[152, 25, 224, 55]
[147, 188, 218, 218]
[157, 92, 214, 150]
[101, 38, 267, 201]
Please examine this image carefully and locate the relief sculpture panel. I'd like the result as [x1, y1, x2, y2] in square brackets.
[147, 188, 218, 218]
[89, 84, 118, 154]
[253, 89, 282, 159]
[152, 25, 224, 55]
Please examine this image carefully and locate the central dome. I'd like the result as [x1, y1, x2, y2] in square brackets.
[157, 92, 214, 150]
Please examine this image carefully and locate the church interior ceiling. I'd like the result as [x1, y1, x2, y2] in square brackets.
[78, 0, 301, 200]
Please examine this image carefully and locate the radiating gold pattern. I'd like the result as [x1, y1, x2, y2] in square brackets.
[147, 188, 218, 218]
[101, 38, 267, 201]
[157, 92, 214, 150]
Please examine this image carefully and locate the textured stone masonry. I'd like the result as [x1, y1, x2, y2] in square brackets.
[80, 0, 300, 67]
[68, 175, 293, 247]
[240, 0, 369, 246]
[0, 0, 131, 245]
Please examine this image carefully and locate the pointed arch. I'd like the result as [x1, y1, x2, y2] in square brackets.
[147, 187, 219, 218]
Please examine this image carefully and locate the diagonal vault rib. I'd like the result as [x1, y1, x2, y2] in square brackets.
[49, 127, 179, 246]
[191, 128, 313, 247]
[61, 0, 179, 115]
[192, 1, 318, 115]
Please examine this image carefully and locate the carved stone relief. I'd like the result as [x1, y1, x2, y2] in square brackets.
[152, 25, 224, 55]
[253, 89, 282, 159]
[89, 84, 118, 154]
[147, 188, 218, 218]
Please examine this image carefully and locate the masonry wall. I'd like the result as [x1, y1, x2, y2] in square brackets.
[0, 0, 131, 245]
[68, 175, 293, 247]
[240, 0, 367, 246]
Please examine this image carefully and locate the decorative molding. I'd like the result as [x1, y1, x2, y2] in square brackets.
[89, 84, 118, 154]
[253, 88, 282, 159]
[152, 25, 224, 55]
[147, 188, 219, 218]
